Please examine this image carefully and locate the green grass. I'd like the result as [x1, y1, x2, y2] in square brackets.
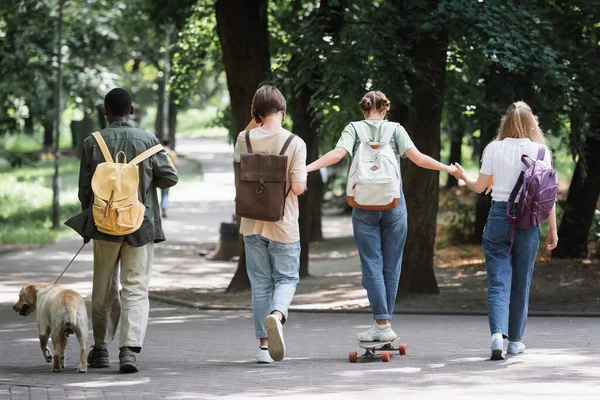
[0, 157, 81, 245]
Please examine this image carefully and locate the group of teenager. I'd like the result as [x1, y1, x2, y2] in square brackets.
[235, 85, 558, 364]
[70, 85, 558, 373]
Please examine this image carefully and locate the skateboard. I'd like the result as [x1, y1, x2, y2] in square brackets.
[349, 338, 408, 363]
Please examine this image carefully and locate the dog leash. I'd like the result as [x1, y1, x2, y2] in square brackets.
[54, 242, 87, 284]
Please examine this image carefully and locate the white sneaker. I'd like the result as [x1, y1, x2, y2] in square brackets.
[490, 333, 505, 360]
[356, 322, 397, 342]
[507, 341, 526, 355]
[256, 348, 273, 364]
[264, 315, 285, 362]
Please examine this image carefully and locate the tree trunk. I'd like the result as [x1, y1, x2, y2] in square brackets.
[290, 83, 319, 278]
[43, 97, 54, 150]
[553, 113, 600, 258]
[155, 83, 165, 138]
[43, 120, 53, 150]
[216, 0, 271, 293]
[398, 28, 449, 296]
[446, 123, 464, 188]
[82, 111, 94, 144]
[473, 71, 502, 242]
[216, 0, 270, 140]
[24, 102, 34, 135]
[288, 0, 346, 275]
[168, 100, 178, 149]
[310, 174, 325, 242]
[97, 105, 107, 130]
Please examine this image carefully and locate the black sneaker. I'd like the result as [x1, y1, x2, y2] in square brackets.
[119, 348, 139, 373]
[87, 346, 110, 368]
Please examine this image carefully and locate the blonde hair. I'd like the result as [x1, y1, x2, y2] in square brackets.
[495, 101, 546, 144]
[483, 101, 547, 193]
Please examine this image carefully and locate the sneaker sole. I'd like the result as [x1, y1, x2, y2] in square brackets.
[264, 316, 285, 362]
[490, 349, 504, 360]
[119, 363, 139, 373]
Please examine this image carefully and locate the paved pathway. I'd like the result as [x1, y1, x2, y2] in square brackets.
[0, 303, 599, 399]
[1, 137, 599, 399]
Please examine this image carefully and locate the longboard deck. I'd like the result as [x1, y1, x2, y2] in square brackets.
[358, 338, 399, 349]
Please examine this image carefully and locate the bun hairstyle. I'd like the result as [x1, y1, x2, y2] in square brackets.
[359, 90, 391, 114]
[251, 85, 287, 124]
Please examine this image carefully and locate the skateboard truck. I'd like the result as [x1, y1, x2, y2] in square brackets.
[349, 340, 407, 363]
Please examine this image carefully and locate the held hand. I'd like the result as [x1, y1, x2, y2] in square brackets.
[546, 230, 558, 251]
[452, 162, 466, 180]
[446, 164, 458, 175]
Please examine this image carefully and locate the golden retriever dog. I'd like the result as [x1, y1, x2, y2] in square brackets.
[12, 283, 88, 373]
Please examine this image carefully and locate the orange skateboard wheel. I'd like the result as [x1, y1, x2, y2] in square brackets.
[349, 351, 358, 363]
[399, 344, 407, 355]
[381, 351, 390, 362]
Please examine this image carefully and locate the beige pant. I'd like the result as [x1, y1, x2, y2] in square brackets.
[92, 240, 154, 350]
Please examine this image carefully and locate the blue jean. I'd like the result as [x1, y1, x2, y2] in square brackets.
[352, 192, 408, 321]
[483, 201, 540, 342]
[243, 235, 300, 339]
[160, 188, 169, 209]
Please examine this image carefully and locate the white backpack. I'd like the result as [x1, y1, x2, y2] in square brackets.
[346, 121, 401, 210]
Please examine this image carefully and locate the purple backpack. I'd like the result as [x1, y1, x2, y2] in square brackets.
[506, 146, 558, 253]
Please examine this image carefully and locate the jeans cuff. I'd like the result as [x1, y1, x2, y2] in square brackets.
[373, 314, 391, 321]
[256, 331, 267, 340]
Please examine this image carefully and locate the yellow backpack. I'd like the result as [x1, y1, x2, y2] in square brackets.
[91, 132, 164, 236]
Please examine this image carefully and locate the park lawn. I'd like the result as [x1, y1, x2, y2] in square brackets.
[0, 153, 204, 247]
[0, 156, 81, 245]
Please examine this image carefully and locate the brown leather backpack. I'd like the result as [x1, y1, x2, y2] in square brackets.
[235, 131, 297, 222]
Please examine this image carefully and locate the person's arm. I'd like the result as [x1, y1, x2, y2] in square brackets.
[546, 202, 559, 251]
[453, 162, 491, 194]
[244, 118, 261, 132]
[291, 181, 307, 196]
[306, 147, 348, 173]
[290, 141, 308, 196]
[153, 148, 179, 189]
[404, 148, 457, 175]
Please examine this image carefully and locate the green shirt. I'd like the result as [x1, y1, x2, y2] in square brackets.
[336, 120, 415, 158]
[65, 122, 178, 246]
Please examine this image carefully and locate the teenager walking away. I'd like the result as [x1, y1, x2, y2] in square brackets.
[234, 85, 307, 364]
[452, 101, 559, 360]
[66, 88, 178, 373]
[306, 90, 456, 342]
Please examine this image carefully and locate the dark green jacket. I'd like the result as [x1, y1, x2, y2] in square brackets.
[65, 122, 178, 246]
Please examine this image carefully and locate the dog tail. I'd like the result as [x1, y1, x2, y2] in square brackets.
[65, 305, 78, 328]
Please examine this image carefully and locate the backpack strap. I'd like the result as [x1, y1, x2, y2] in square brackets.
[351, 122, 371, 144]
[379, 122, 397, 145]
[245, 131, 253, 153]
[522, 146, 547, 168]
[506, 171, 525, 257]
[536, 146, 546, 162]
[92, 131, 114, 163]
[279, 134, 297, 155]
[129, 144, 164, 165]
